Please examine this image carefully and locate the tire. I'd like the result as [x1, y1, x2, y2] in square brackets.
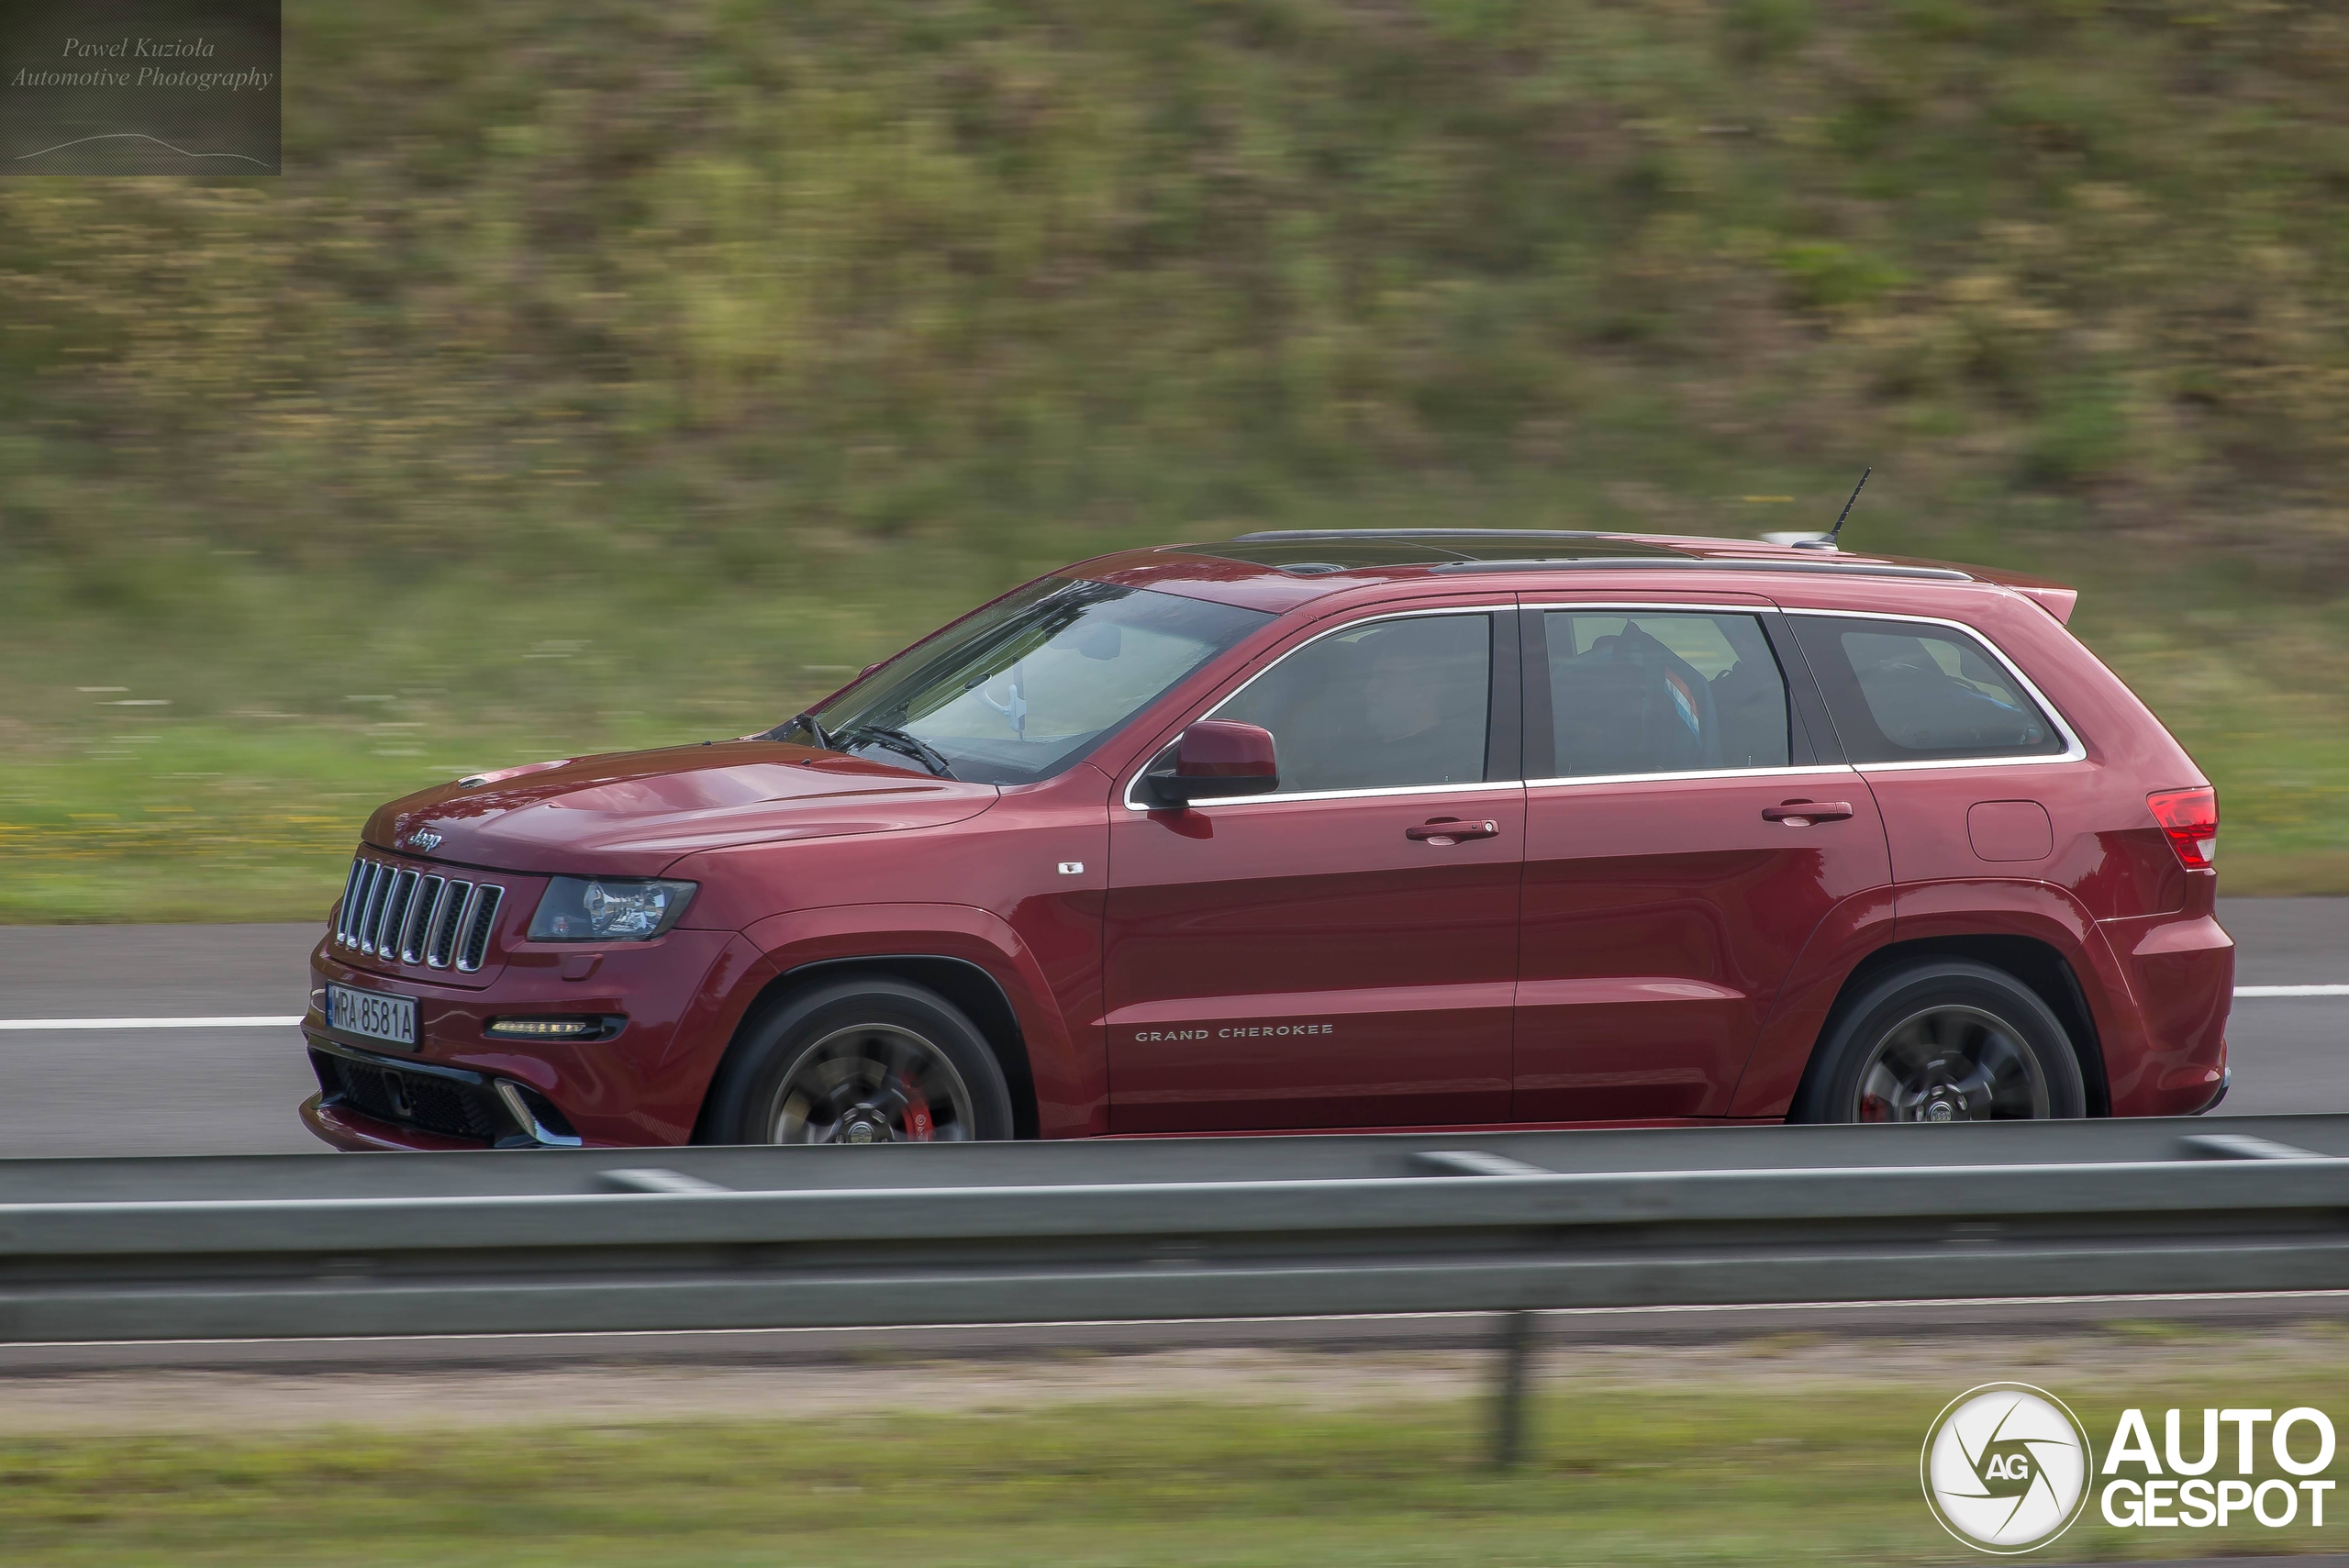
[701, 978, 1016, 1145]
[1790, 960, 2087, 1124]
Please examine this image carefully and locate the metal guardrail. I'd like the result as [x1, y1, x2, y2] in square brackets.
[6, 1116, 2349, 1349]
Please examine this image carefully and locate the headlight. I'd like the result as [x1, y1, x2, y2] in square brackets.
[529, 877, 696, 941]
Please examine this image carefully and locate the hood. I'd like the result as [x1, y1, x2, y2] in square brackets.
[364, 742, 999, 877]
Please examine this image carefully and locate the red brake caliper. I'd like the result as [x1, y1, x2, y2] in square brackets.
[900, 1074, 935, 1141]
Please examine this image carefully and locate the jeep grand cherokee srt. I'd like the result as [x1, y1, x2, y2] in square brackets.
[303, 528, 2231, 1149]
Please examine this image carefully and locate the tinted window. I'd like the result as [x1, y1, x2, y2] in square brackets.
[1790, 615, 2064, 763]
[1542, 611, 1790, 778]
[1212, 614, 1492, 794]
[815, 580, 1272, 785]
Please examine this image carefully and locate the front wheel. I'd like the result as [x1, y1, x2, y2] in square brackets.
[702, 979, 1016, 1145]
[1791, 960, 2087, 1124]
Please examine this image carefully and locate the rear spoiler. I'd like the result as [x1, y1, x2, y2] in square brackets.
[2011, 584, 2078, 624]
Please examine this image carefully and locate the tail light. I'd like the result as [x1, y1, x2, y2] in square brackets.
[2147, 786, 2218, 869]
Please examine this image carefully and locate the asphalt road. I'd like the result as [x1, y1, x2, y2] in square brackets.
[0, 899, 2340, 1158]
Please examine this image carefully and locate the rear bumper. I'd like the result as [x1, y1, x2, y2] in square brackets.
[2095, 909, 2234, 1116]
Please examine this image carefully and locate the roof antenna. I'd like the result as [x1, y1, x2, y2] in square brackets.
[1796, 466, 1870, 551]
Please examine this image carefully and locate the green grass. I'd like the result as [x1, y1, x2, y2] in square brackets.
[7, 510, 2345, 922]
[6, 531, 2348, 921]
[7, 1363, 2349, 1565]
[6, 0, 2348, 916]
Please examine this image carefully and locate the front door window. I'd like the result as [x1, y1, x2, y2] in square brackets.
[1211, 611, 1492, 792]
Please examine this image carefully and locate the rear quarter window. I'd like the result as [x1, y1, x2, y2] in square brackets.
[1789, 615, 2067, 764]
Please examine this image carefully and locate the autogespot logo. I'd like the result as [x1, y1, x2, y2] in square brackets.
[1922, 1384, 2094, 1553]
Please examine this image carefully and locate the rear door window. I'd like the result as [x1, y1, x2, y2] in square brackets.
[1540, 611, 1791, 778]
[1211, 612, 1493, 794]
[1788, 616, 2065, 763]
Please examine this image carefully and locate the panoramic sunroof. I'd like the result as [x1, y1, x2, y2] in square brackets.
[1181, 531, 1693, 573]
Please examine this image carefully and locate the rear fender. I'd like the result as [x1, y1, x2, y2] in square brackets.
[1743, 879, 2145, 1119]
[1891, 882, 2136, 1087]
[1728, 885, 1897, 1118]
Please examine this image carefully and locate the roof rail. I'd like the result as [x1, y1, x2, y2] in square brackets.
[1427, 557, 1972, 582]
[1233, 528, 1611, 542]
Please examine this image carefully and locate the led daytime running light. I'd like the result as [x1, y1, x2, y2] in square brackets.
[486, 1017, 601, 1039]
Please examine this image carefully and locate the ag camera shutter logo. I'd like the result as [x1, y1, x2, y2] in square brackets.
[1922, 1384, 2093, 1553]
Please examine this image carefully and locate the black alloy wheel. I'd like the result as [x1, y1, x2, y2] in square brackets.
[1792, 960, 2087, 1124]
[701, 978, 1016, 1145]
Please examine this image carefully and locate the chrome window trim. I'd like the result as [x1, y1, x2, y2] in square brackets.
[1519, 600, 2085, 781]
[1161, 778, 1519, 810]
[1786, 606, 2087, 771]
[1854, 751, 2083, 774]
[1520, 600, 1784, 615]
[1119, 603, 1512, 813]
[1527, 762, 1860, 791]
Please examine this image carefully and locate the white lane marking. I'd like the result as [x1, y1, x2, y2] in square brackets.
[0, 1016, 304, 1031]
[0, 984, 2343, 1030]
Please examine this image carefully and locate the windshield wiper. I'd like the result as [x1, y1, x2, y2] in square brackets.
[838, 724, 955, 779]
[763, 711, 832, 750]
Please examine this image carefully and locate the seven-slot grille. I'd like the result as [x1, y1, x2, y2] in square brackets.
[335, 853, 505, 973]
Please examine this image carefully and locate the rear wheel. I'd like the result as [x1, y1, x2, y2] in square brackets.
[703, 979, 1015, 1145]
[1792, 960, 2086, 1124]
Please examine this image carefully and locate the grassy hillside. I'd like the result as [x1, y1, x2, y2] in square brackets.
[5, 0, 2348, 917]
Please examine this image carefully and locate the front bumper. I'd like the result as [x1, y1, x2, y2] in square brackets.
[305, 926, 755, 1149]
[305, 1036, 582, 1150]
[302, 1093, 499, 1152]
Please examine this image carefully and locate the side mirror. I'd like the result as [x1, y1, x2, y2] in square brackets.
[1144, 720, 1279, 808]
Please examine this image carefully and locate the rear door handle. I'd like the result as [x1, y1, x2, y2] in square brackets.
[1762, 800, 1854, 825]
[1406, 817, 1500, 844]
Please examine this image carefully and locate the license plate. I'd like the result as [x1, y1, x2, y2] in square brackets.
[327, 983, 417, 1049]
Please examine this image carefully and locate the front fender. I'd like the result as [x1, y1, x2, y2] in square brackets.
[737, 903, 1105, 1137]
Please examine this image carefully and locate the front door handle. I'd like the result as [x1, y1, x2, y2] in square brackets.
[1406, 817, 1500, 845]
[1762, 800, 1854, 826]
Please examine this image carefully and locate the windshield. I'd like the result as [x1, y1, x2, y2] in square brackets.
[807, 580, 1273, 785]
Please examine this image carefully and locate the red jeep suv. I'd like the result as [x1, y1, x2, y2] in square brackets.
[303, 529, 2232, 1151]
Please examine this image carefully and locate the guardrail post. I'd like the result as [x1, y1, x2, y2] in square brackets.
[1490, 1308, 1535, 1469]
